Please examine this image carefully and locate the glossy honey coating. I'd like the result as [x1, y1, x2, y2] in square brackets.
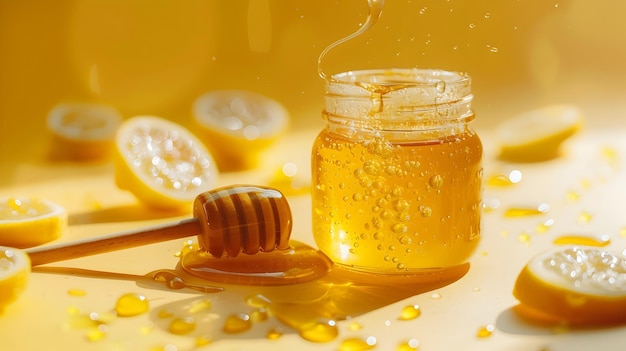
[193, 185, 292, 257]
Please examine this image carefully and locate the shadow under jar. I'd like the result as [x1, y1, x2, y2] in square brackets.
[312, 68, 483, 273]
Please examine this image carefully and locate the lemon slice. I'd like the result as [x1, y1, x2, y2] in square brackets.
[114, 116, 219, 210]
[513, 246, 626, 325]
[497, 104, 583, 162]
[47, 102, 122, 161]
[0, 247, 30, 312]
[0, 197, 67, 248]
[192, 90, 289, 171]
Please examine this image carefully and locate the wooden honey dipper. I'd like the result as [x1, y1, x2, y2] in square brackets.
[25, 185, 292, 266]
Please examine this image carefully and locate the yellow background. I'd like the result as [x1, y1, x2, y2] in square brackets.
[1, 0, 625, 183]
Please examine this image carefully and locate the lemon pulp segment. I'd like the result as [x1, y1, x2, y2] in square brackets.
[513, 246, 626, 325]
[0, 197, 67, 248]
[114, 116, 219, 210]
[0, 247, 30, 312]
[497, 104, 582, 162]
[192, 90, 289, 171]
[47, 102, 122, 160]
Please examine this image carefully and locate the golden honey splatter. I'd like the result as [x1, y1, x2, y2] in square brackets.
[398, 304, 421, 320]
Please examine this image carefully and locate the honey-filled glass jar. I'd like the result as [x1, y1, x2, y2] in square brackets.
[312, 68, 482, 273]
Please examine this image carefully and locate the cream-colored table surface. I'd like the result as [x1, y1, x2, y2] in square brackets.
[1, 124, 626, 351]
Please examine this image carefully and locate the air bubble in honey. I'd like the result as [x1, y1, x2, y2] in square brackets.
[398, 304, 421, 320]
[298, 319, 338, 343]
[223, 313, 252, 334]
[339, 336, 377, 351]
[115, 293, 149, 317]
[169, 317, 196, 335]
[476, 324, 495, 338]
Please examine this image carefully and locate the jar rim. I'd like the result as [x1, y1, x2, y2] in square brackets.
[329, 68, 471, 89]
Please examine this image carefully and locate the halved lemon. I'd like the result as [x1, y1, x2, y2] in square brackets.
[0, 197, 67, 248]
[192, 90, 289, 172]
[497, 104, 583, 162]
[0, 247, 30, 312]
[47, 102, 122, 161]
[513, 246, 626, 325]
[114, 116, 219, 210]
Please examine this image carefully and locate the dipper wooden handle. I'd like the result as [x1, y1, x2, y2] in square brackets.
[25, 185, 293, 266]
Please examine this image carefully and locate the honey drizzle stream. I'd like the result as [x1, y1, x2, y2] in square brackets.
[317, 0, 385, 80]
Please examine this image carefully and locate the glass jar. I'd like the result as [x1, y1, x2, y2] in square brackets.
[311, 68, 482, 273]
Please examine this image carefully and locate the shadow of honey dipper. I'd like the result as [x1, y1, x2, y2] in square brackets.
[25, 185, 292, 266]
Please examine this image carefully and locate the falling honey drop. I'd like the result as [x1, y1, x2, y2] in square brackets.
[298, 319, 339, 343]
[115, 293, 149, 317]
[223, 313, 252, 334]
[339, 336, 377, 351]
[169, 317, 196, 335]
[398, 304, 421, 320]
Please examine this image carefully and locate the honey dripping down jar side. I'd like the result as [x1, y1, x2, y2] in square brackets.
[311, 68, 483, 273]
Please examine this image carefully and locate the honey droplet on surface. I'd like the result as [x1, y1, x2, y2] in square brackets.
[195, 335, 213, 347]
[398, 304, 421, 320]
[348, 321, 364, 331]
[223, 313, 252, 334]
[266, 327, 284, 340]
[476, 324, 495, 338]
[504, 203, 550, 217]
[298, 319, 338, 343]
[396, 338, 421, 351]
[115, 293, 149, 317]
[86, 325, 108, 342]
[578, 211, 593, 223]
[169, 317, 196, 335]
[553, 234, 610, 247]
[67, 289, 87, 297]
[339, 336, 377, 351]
[250, 307, 269, 322]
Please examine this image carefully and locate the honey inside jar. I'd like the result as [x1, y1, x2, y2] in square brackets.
[312, 69, 482, 272]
